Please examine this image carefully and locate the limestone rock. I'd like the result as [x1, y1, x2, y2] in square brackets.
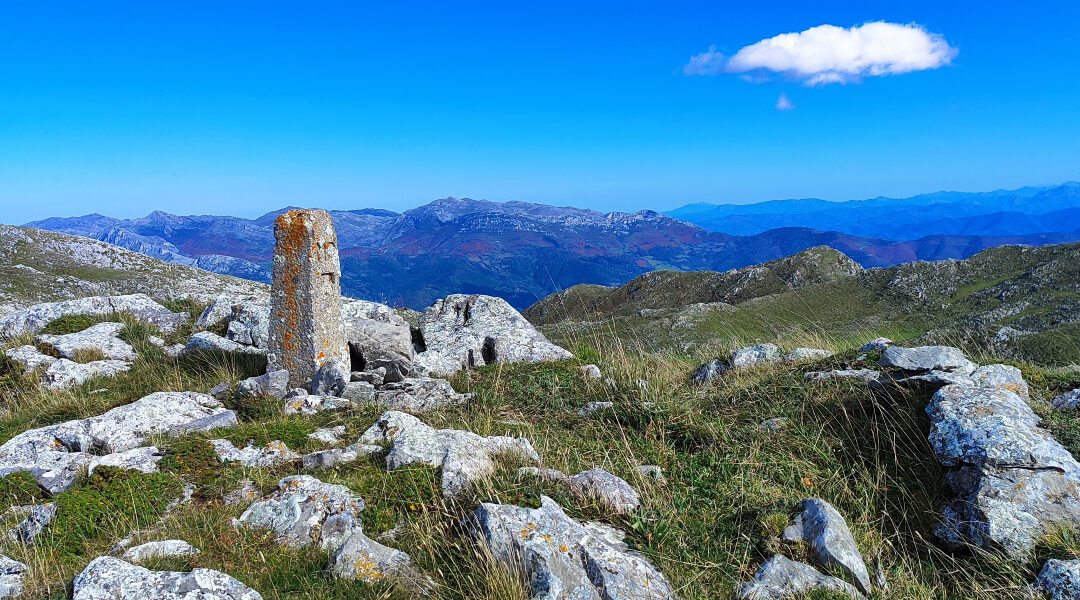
[638, 465, 666, 484]
[186, 332, 266, 356]
[568, 468, 640, 514]
[759, 417, 789, 431]
[578, 401, 614, 416]
[1052, 390, 1080, 411]
[860, 337, 892, 352]
[969, 364, 1029, 400]
[209, 440, 299, 468]
[731, 344, 782, 369]
[342, 381, 376, 402]
[237, 369, 289, 399]
[308, 426, 347, 445]
[282, 393, 355, 416]
[311, 359, 349, 397]
[267, 209, 349, 390]
[580, 364, 602, 379]
[330, 530, 430, 593]
[472, 495, 676, 600]
[301, 444, 381, 470]
[0, 294, 187, 340]
[8, 503, 57, 545]
[374, 377, 470, 413]
[359, 411, 539, 497]
[879, 345, 977, 375]
[342, 299, 414, 363]
[414, 294, 572, 375]
[225, 304, 270, 348]
[87, 446, 163, 475]
[4, 345, 57, 375]
[517, 466, 570, 483]
[927, 383, 1080, 556]
[235, 475, 365, 550]
[781, 498, 871, 594]
[42, 358, 132, 390]
[73, 556, 262, 600]
[1034, 559, 1080, 600]
[0, 391, 236, 493]
[121, 540, 200, 564]
[806, 369, 880, 383]
[0, 555, 27, 599]
[784, 347, 834, 362]
[38, 322, 136, 361]
[223, 480, 260, 506]
[737, 555, 863, 600]
[691, 359, 728, 385]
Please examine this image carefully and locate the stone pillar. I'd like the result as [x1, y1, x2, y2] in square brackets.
[267, 209, 349, 389]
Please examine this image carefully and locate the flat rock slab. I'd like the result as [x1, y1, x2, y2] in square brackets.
[186, 332, 267, 356]
[38, 322, 136, 361]
[927, 382, 1080, 556]
[342, 299, 415, 363]
[731, 344, 782, 369]
[473, 495, 676, 600]
[210, 440, 299, 468]
[879, 345, 976, 374]
[373, 377, 472, 413]
[737, 554, 863, 600]
[235, 475, 365, 550]
[121, 540, 200, 564]
[87, 446, 163, 476]
[414, 294, 572, 376]
[73, 556, 262, 600]
[0, 391, 236, 493]
[360, 411, 539, 497]
[330, 530, 430, 593]
[0, 294, 187, 340]
[1052, 389, 1080, 411]
[806, 369, 880, 383]
[569, 468, 641, 514]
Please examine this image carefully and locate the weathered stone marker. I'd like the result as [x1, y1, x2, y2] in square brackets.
[268, 209, 349, 389]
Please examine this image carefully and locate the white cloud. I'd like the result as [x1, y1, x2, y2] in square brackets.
[683, 45, 726, 75]
[685, 21, 956, 85]
[775, 93, 794, 110]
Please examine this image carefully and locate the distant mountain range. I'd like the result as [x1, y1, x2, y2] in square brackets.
[25, 184, 1080, 309]
[667, 182, 1080, 238]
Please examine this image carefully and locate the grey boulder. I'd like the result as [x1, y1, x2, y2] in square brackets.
[414, 294, 572, 376]
[730, 344, 782, 370]
[311, 359, 350, 397]
[73, 556, 262, 600]
[781, 498, 870, 594]
[0, 555, 27, 599]
[568, 468, 641, 514]
[330, 530, 431, 593]
[209, 439, 299, 468]
[737, 554, 863, 600]
[784, 347, 833, 362]
[1034, 559, 1080, 600]
[237, 369, 290, 399]
[879, 345, 976, 375]
[360, 411, 539, 497]
[859, 337, 892, 352]
[472, 495, 676, 600]
[185, 332, 267, 356]
[927, 383, 1080, 556]
[1052, 389, 1080, 411]
[691, 359, 728, 385]
[0, 294, 187, 340]
[225, 304, 270, 348]
[342, 299, 415, 363]
[87, 446, 163, 476]
[235, 475, 365, 550]
[7, 502, 57, 545]
[373, 377, 471, 413]
[806, 369, 880, 383]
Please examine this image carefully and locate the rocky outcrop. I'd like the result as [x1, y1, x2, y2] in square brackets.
[731, 343, 782, 369]
[374, 377, 472, 412]
[806, 369, 880, 383]
[0, 391, 236, 493]
[72, 556, 262, 600]
[927, 382, 1080, 556]
[784, 347, 834, 362]
[8, 503, 57, 545]
[737, 555, 863, 599]
[0, 294, 187, 340]
[414, 294, 572, 375]
[1052, 389, 1080, 411]
[311, 360, 350, 397]
[87, 446, 163, 476]
[329, 530, 431, 592]
[879, 345, 977, 375]
[37, 322, 136, 361]
[472, 495, 676, 599]
[691, 359, 728, 385]
[781, 499, 870, 595]
[225, 304, 271, 348]
[360, 411, 539, 497]
[860, 337, 892, 352]
[236, 475, 365, 549]
[236, 369, 289, 399]
[568, 468, 641, 514]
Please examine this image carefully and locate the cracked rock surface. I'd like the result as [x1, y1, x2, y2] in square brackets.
[73, 556, 262, 600]
[360, 411, 539, 497]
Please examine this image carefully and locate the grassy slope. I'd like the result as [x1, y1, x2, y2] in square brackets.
[2, 308, 1080, 598]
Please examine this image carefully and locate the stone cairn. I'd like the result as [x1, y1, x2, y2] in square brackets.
[267, 209, 349, 389]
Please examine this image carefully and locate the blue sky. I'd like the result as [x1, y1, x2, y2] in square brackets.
[2, 1, 1079, 223]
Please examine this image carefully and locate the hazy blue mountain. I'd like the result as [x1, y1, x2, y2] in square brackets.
[668, 182, 1080, 238]
[25, 193, 1080, 309]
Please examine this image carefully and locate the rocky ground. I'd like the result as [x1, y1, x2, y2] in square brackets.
[0, 237, 1079, 598]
